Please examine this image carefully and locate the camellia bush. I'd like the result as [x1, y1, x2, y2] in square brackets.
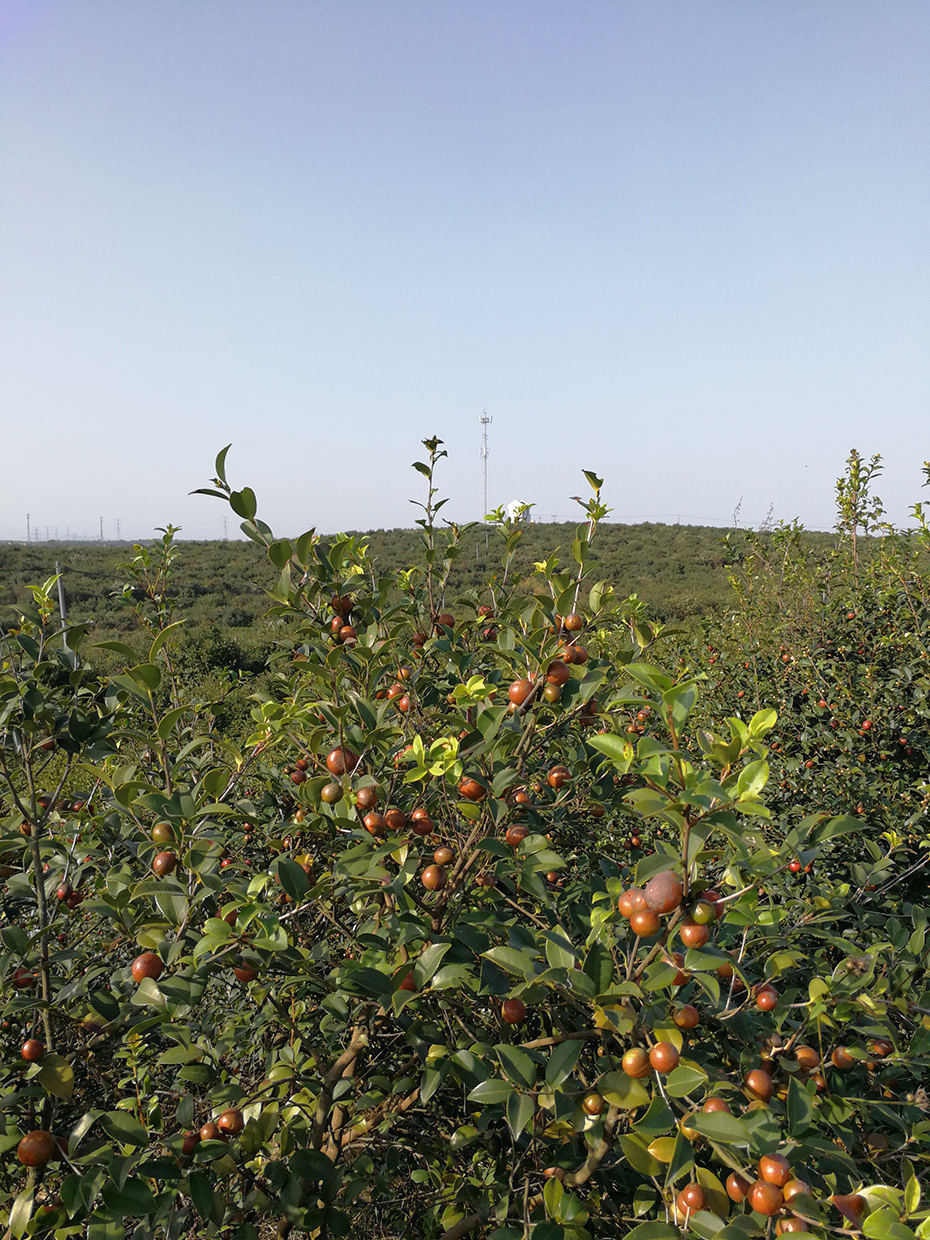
[1, 441, 928, 1239]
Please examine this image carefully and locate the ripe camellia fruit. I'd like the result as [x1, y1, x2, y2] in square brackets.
[676, 1183, 706, 1214]
[673, 1004, 700, 1030]
[831, 1046, 855, 1070]
[755, 983, 778, 1011]
[618, 888, 648, 918]
[748, 1181, 784, 1216]
[433, 846, 454, 866]
[744, 1068, 774, 1101]
[629, 908, 661, 937]
[581, 1092, 605, 1116]
[458, 776, 486, 802]
[508, 679, 534, 706]
[679, 921, 710, 949]
[759, 1153, 792, 1186]
[17, 1130, 57, 1167]
[152, 850, 177, 877]
[648, 1042, 679, 1073]
[421, 865, 446, 891]
[131, 952, 164, 983]
[21, 1039, 44, 1062]
[505, 824, 529, 849]
[326, 747, 358, 776]
[621, 1048, 650, 1078]
[643, 870, 683, 914]
[501, 998, 527, 1024]
[547, 764, 572, 789]
[726, 1172, 750, 1203]
[217, 1109, 244, 1136]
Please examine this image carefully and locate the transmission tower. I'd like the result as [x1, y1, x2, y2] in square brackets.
[479, 411, 492, 518]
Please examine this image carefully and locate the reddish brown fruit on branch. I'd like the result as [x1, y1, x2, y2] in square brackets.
[505, 824, 529, 849]
[420, 864, 446, 891]
[673, 1004, 699, 1030]
[726, 1172, 750, 1202]
[795, 1045, 820, 1071]
[581, 1092, 605, 1116]
[643, 870, 683, 914]
[676, 1183, 706, 1214]
[501, 997, 526, 1024]
[151, 821, 174, 844]
[355, 785, 380, 810]
[618, 888, 648, 918]
[152, 850, 177, 877]
[199, 1121, 222, 1142]
[744, 1068, 774, 1101]
[629, 908, 661, 937]
[131, 952, 164, 983]
[233, 962, 257, 983]
[759, 1153, 792, 1186]
[831, 1194, 867, 1225]
[563, 612, 584, 632]
[17, 1130, 57, 1167]
[217, 1109, 244, 1136]
[702, 1096, 730, 1113]
[547, 764, 572, 789]
[326, 747, 358, 776]
[648, 1042, 679, 1073]
[458, 776, 486, 802]
[621, 1047, 651, 1078]
[398, 972, 416, 992]
[679, 921, 710, 949]
[363, 812, 387, 837]
[755, 984, 778, 1011]
[748, 1181, 784, 1216]
[831, 1046, 855, 1070]
[546, 660, 571, 685]
[508, 679, 535, 706]
[433, 846, 454, 866]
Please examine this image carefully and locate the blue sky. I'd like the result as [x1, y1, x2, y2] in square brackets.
[2, 2, 927, 540]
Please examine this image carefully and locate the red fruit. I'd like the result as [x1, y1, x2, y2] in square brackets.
[788, 858, 802, 873]
[679, 921, 710, 949]
[748, 1180, 784, 1216]
[420, 864, 446, 891]
[131, 952, 164, 983]
[546, 660, 571, 686]
[726, 1172, 750, 1202]
[755, 983, 778, 1011]
[152, 850, 177, 877]
[673, 1004, 699, 1030]
[563, 613, 584, 632]
[648, 1042, 679, 1073]
[11, 968, 36, 990]
[55, 882, 72, 901]
[434, 612, 455, 631]
[17, 1130, 56, 1167]
[643, 870, 683, 914]
[831, 1193, 867, 1224]
[759, 1153, 792, 1187]
[508, 679, 535, 706]
[199, 1121, 222, 1142]
[629, 908, 661, 937]
[21, 1039, 44, 1062]
[547, 764, 572, 789]
[702, 1096, 730, 1113]
[458, 776, 486, 802]
[181, 1131, 200, 1156]
[326, 747, 358, 776]
[618, 888, 648, 918]
[233, 962, 257, 983]
[676, 1183, 706, 1214]
[744, 1068, 774, 1101]
[384, 807, 407, 831]
[216, 1108, 244, 1136]
[505, 824, 529, 849]
[621, 1048, 650, 1078]
[362, 812, 387, 836]
[501, 997, 527, 1024]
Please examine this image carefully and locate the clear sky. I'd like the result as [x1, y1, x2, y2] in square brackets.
[2, 2, 927, 541]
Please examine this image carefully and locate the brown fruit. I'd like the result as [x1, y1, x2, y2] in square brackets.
[546, 660, 571, 686]
[744, 1068, 774, 1101]
[199, 1121, 222, 1142]
[563, 612, 584, 632]
[676, 1183, 706, 1214]
[759, 1153, 792, 1187]
[679, 921, 710, 949]
[21, 1039, 44, 1062]
[755, 984, 778, 1011]
[622, 1047, 651, 1078]
[384, 807, 407, 831]
[458, 776, 486, 802]
[433, 846, 454, 866]
[542, 683, 562, 704]
[748, 1180, 784, 1216]
[320, 781, 342, 804]
[629, 908, 661, 937]
[505, 824, 530, 849]
[581, 1092, 605, 1116]
[673, 1004, 700, 1030]
[355, 785, 380, 810]
[775, 1219, 807, 1234]
[547, 764, 572, 789]
[233, 962, 257, 983]
[217, 1109, 244, 1136]
[363, 812, 387, 836]
[831, 1194, 867, 1224]
[17, 1130, 56, 1167]
[726, 1172, 750, 1203]
[794, 1044, 820, 1071]
[151, 821, 174, 844]
[643, 870, 683, 914]
[421, 864, 446, 891]
[783, 1179, 811, 1202]
[131, 952, 164, 983]
[508, 679, 535, 706]
[152, 850, 177, 877]
[501, 997, 527, 1024]
[325, 747, 358, 776]
[648, 1042, 679, 1073]
[618, 888, 648, 918]
[831, 1046, 855, 1070]
[435, 611, 455, 630]
[702, 1096, 730, 1113]
[410, 810, 434, 836]
[181, 1130, 200, 1156]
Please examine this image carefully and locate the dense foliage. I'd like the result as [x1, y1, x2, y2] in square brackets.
[0, 443, 928, 1239]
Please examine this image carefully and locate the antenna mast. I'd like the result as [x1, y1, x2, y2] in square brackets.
[479, 411, 492, 518]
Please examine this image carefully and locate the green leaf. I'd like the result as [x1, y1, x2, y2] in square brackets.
[545, 1039, 583, 1089]
[736, 759, 769, 799]
[496, 1044, 537, 1089]
[467, 1079, 514, 1105]
[277, 858, 311, 900]
[229, 487, 258, 520]
[101, 1178, 156, 1217]
[482, 946, 539, 979]
[214, 443, 232, 484]
[622, 1220, 680, 1239]
[786, 1075, 814, 1133]
[8, 1187, 34, 1239]
[664, 1063, 707, 1098]
[862, 1207, 917, 1240]
[506, 1090, 535, 1138]
[690, 1111, 751, 1146]
[100, 1111, 149, 1146]
[37, 1052, 74, 1099]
